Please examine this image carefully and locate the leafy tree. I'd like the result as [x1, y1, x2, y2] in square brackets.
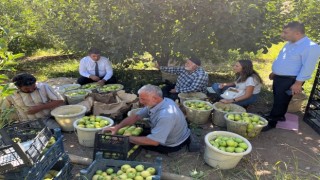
[0, 27, 25, 127]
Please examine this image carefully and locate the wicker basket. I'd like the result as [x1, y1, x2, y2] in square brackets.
[224, 112, 268, 139]
[178, 92, 207, 105]
[183, 100, 214, 124]
[212, 102, 246, 127]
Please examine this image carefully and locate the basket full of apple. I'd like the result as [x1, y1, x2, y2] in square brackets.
[224, 112, 268, 139]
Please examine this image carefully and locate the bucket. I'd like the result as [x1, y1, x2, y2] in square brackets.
[64, 89, 92, 104]
[178, 92, 207, 105]
[287, 92, 307, 113]
[51, 105, 87, 132]
[73, 116, 114, 147]
[183, 100, 214, 124]
[224, 113, 268, 139]
[212, 102, 246, 127]
[204, 131, 252, 169]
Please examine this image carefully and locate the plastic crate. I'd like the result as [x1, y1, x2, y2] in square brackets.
[80, 152, 162, 180]
[43, 153, 73, 180]
[93, 124, 149, 160]
[0, 119, 46, 144]
[0, 126, 53, 174]
[1, 129, 65, 179]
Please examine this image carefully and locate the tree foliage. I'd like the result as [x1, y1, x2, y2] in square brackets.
[1, 0, 320, 64]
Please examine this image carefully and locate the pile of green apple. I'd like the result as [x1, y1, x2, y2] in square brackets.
[217, 106, 232, 112]
[99, 84, 123, 92]
[81, 83, 100, 90]
[209, 135, 248, 153]
[43, 169, 60, 180]
[92, 163, 157, 180]
[64, 90, 88, 96]
[117, 125, 143, 136]
[63, 85, 80, 91]
[77, 116, 110, 129]
[103, 145, 140, 159]
[226, 113, 266, 138]
[184, 101, 213, 111]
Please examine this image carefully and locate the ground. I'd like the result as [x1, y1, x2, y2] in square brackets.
[63, 107, 320, 180]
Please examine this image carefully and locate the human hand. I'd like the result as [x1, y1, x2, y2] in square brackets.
[169, 88, 177, 93]
[97, 80, 105, 86]
[269, 73, 275, 80]
[219, 99, 233, 104]
[102, 125, 119, 135]
[219, 83, 226, 89]
[290, 82, 303, 95]
[89, 75, 100, 81]
[27, 105, 43, 114]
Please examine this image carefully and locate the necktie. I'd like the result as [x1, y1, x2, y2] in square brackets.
[95, 62, 99, 77]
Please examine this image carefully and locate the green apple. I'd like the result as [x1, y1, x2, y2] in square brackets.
[235, 147, 245, 153]
[135, 165, 144, 172]
[225, 146, 235, 153]
[117, 170, 124, 176]
[121, 164, 131, 172]
[134, 176, 144, 180]
[146, 167, 156, 175]
[96, 170, 103, 175]
[238, 142, 248, 150]
[226, 139, 236, 147]
[140, 170, 151, 178]
[106, 168, 114, 175]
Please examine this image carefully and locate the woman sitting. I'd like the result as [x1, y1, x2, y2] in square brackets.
[211, 59, 263, 107]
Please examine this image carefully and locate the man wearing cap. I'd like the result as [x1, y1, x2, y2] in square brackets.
[156, 56, 209, 100]
[77, 47, 116, 86]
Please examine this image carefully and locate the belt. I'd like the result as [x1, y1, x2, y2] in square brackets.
[274, 74, 297, 79]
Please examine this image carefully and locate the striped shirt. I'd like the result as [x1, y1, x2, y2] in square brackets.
[4, 83, 64, 121]
[160, 66, 208, 93]
[79, 56, 113, 81]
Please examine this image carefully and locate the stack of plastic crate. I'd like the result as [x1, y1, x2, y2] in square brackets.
[0, 120, 72, 179]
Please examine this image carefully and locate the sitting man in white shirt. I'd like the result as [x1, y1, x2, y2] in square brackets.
[77, 47, 116, 86]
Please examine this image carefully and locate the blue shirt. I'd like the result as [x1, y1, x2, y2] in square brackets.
[136, 98, 190, 147]
[160, 66, 208, 93]
[272, 36, 320, 81]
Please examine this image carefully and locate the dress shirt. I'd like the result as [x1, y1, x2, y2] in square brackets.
[272, 36, 320, 81]
[79, 56, 113, 81]
[160, 66, 208, 93]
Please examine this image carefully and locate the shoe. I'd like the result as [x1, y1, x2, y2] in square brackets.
[277, 117, 286, 121]
[262, 125, 276, 132]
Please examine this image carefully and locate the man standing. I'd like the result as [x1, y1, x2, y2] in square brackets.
[4, 73, 65, 129]
[263, 21, 320, 131]
[103, 84, 191, 153]
[156, 56, 208, 100]
[77, 47, 116, 86]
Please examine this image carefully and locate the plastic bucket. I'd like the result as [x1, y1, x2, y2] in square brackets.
[73, 116, 114, 147]
[183, 100, 214, 124]
[204, 131, 252, 169]
[287, 93, 307, 113]
[178, 92, 207, 105]
[224, 113, 268, 139]
[51, 105, 87, 132]
[64, 89, 92, 104]
[212, 102, 246, 127]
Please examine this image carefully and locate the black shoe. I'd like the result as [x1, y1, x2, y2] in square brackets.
[277, 117, 286, 121]
[262, 125, 276, 132]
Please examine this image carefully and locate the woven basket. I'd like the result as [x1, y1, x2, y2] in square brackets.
[212, 102, 246, 127]
[224, 112, 268, 139]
